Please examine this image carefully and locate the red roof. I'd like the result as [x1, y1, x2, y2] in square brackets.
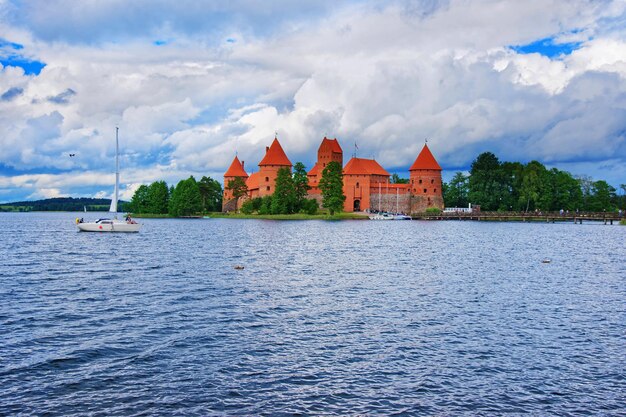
[410, 144, 442, 171]
[307, 162, 321, 177]
[343, 158, 390, 176]
[224, 156, 248, 178]
[246, 172, 260, 190]
[319, 137, 343, 154]
[258, 138, 292, 166]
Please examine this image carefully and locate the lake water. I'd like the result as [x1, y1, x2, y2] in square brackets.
[1, 212, 624, 416]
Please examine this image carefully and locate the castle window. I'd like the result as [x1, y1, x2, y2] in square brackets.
[356, 182, 359, 188]
[423, 188, 427, 193]
[266, 186, 270, 191]
[265, 177, 269, 182]
[434, 188, 437, 193]
[419, 179, 422, 184]
[411, 179, 414, 184]
[431, 179, 434, 184]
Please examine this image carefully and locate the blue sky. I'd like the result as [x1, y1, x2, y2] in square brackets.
[0, 0, 625, 202]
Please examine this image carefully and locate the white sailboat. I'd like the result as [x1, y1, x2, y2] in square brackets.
[77, 127, 141, 232]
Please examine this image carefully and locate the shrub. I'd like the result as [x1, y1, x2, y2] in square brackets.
[251, 197, 263, 211]
[240, 199, 254, 214]
[302, 199, 319, 215]
[258, 195, 273, 215]
[425, 207, 442, 214]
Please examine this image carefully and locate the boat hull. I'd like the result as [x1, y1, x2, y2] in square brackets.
[369, 213, 395, 220]
[77, 221, 141, 233]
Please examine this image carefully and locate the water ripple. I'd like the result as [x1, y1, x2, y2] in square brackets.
[0, 213, 625, 415]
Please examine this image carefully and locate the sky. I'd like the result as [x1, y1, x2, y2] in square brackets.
[1, 0, 625, 203]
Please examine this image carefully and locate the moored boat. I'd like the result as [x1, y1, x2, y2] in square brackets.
[76, 127, 141, 233]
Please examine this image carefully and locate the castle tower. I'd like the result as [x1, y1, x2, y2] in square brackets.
[343, 157, 390, 212]
[222, 155, 248, 211]
[307, 137, 343, 191]
[409, 144, 444, 212]
[258, 137, 292, 197]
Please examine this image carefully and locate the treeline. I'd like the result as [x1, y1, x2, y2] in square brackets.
[129, 176, 222, 216]
[0, 197, 127, 212]
[443, 152, 625, 212]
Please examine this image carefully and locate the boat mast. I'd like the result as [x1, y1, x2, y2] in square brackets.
[109, 127, 119, 216]
[378, 182, 381, 212]
[396, 188, 399, 214]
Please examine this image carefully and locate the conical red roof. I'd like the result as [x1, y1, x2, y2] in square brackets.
[224, 156, 248, 177]
[258, 138, 292, 166]
[409, 144, 441, 171]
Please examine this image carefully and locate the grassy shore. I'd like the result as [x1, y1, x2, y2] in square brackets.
[132, 212, 368, 220]
[209, 212, 369, 220]
[130, 213, 175, 218]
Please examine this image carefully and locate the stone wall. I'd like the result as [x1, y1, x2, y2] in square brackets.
[410, 194, 444, 213]
[222, 197, 239, 212]
[368, 192, 411, 213]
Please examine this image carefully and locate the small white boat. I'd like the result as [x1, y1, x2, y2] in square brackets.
[393, 214, 412, 220]
[77, 127, 141, 233]
[369, 212, 395, 220]
[77, 217, 140, 232]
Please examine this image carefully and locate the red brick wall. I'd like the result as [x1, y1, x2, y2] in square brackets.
[409, 169, 444, 212]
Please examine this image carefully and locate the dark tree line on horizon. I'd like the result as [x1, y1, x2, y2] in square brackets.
[443, 152, 625, 212]
[0, 197, 129, 212]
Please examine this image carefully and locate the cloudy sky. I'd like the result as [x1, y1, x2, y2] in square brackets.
[1, 0, 625, 202]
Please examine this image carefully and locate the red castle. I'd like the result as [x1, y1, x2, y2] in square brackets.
[223, 136, 444, 213]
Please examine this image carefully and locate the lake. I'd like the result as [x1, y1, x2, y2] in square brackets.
[1, 212, 624, 416]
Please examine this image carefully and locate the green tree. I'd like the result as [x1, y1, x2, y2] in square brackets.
[130, 184, 149, 213]
[258, 195, 273, 215]
[240, 199, 254, 214]
[443, 172, 469, 208]
[391, 173, 409, 184]
[319, 161, 345, 215]
[588, 180, 615, 211]
[169, 176, 202, 216]
[198, 176, 223, 212]
[501, 161, 524, 211]
[540, 168, 582, 211]
[519, 161, 547, 212]
[577, 175, 594, 211]
[146, 180, 169, 214]
[271, 167, 296, 214]
[468, 152, 508, 211]
[226, 177, 248, 209]
[302, 198, 319, 215]
[292, 162, 310, 211]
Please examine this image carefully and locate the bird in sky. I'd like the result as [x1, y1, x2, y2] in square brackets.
[69, 153, 76, 157]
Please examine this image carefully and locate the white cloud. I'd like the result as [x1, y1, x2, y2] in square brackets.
[0, 0, 625, 202]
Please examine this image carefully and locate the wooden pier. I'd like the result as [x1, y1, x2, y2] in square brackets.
[412, 211, 623, 224]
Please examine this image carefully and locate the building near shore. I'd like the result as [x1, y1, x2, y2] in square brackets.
[222, 136, 444, 213]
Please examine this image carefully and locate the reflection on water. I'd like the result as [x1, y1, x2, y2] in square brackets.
[1, 212, 624, 415]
